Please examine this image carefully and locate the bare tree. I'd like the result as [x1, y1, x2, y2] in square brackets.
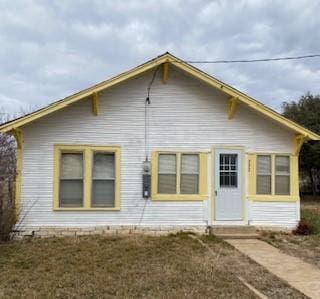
[0, 106, 39, 240]
[0, 112, 16, 240]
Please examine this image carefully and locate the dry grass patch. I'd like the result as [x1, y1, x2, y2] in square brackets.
[199, 235, 307, 299]
[0, 233, 305, 298]
[262, 232, 320, 269]
[0, 233, 255, 298]
[262, 199, 320, 270]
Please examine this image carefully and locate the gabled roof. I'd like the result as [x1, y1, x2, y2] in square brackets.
[0, 52, 319, 140]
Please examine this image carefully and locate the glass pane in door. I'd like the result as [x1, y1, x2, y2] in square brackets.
[219, 154, 238, 188]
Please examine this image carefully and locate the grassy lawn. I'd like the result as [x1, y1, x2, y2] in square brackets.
[0, 233, 305, 298]
[262, 198, 320, 269]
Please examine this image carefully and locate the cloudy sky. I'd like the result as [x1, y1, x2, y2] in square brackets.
[0, 0, 319, 117]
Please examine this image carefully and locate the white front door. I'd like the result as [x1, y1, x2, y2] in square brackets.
[214, 148, 243, 221]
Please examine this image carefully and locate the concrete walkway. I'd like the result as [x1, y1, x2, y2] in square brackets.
[227, 239, 320, 299]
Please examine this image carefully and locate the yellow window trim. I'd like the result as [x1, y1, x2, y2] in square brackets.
[151, 151, 208, 201]
[53, 144, 121, 211]
[52, 207, 121, 211]
[247, 153, 299, 201]
[247, 195, 299, 202]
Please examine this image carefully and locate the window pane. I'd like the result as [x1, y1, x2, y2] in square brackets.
[276, 156, 289, 174]
[92, 180, 115, 207]
[257, 156, 271, 174]
[181, 174, 198, 194]
[59, 180, 83, 207]
[219, 154, 237, 187]
[158, 174, 176, 194]
[159, 154, 176, 173]
[181, 154, 199, 174]
[93, 153, 115, 179]
[257, 175, 271, 194]
[61, 153, 83, 178]
[220, 172, 237, 187]
[275, 175, 290, 195]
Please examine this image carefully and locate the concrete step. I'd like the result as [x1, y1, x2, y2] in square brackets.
[214, 233, 260, 240]
[210, 225, 257, 235]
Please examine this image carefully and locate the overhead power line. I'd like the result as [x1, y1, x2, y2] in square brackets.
[182, 54, 320, 64]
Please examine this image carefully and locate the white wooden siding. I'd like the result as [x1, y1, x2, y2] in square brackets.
[20, 66, 296, 228]
[249, 201, 299, 227]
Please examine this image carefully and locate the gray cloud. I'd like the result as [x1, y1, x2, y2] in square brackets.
[0, 0, 319, 117]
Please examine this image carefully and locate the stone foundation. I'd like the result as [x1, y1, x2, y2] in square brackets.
[13, 225, 209, 240]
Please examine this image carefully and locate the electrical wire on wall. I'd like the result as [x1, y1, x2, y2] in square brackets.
[139, 65, 161, 227]
[144, 65, 160, 162]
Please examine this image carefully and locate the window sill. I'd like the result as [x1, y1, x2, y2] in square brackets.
[53, 207, 121, 211]
[151, 194, 208, 201]
[247, 195, 299, 201]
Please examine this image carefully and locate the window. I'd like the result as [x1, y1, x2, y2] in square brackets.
[181, 154, 199, 194]
[152, 151, 207, 200]
[219, 154, 237, 188]
[59, 153, 84, 207]
[256, 154, 290, 196]
[92, 152, 115, 207]
[275, 156, 290, 195]
[257, 155, 271, 194]
[54, 145, 121, 210]
[158, 154, 177, 194]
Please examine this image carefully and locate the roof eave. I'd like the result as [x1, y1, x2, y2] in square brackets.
[0, 53, 171, 133]
[169, 56, 320, 141]
[1, 52, 319, 141]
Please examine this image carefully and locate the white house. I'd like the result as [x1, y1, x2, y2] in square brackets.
[1, 53, 319, 236]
